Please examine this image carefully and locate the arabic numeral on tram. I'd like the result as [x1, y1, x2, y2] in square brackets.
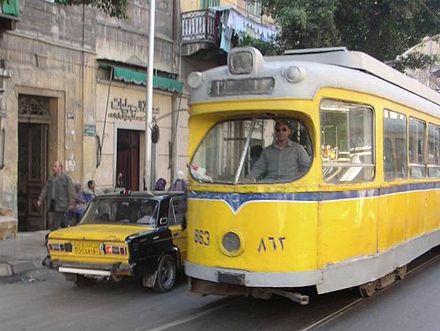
[194, 229, 210, 246]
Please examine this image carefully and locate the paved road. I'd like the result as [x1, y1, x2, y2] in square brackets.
[0, 268, 357, 331]
[313, 257, 440, 331]
[2, 257, 440, 331]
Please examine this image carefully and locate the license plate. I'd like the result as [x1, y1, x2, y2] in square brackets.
[75, 243, 100, 255]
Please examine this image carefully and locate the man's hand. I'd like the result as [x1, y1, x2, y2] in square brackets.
[36, 200, 41, 207]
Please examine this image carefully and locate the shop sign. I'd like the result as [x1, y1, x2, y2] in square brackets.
[108, 98, 160, 122]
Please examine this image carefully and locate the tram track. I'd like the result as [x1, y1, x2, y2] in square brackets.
[299, 249, 440, 331]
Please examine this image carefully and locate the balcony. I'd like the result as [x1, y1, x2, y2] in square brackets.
[0, 0, 19, 31]
[181, 7, 276, 59]
[181, 9, 219, 57]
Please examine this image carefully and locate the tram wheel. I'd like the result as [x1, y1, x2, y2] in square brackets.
[396, 265, 407, 280]
[359, 280, 378, 298]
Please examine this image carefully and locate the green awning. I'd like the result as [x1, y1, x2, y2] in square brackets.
[113, 66, 183, 93]
[2, 0, 19, 16]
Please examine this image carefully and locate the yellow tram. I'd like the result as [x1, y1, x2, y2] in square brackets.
[184, 47, 440, 303]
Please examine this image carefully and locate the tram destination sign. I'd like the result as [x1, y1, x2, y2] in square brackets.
[210, 77, 274, 97]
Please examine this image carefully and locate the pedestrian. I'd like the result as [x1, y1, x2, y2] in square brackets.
[72, 183, 87, 224]
[154, 178, 167, 191]
[170, 170, 187, 192]
[83, 179, 96, 204]
[37, 160, 75, 230]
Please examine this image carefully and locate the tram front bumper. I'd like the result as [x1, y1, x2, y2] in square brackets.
[185, 261, 321, 288]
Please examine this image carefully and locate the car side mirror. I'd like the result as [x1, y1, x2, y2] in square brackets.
[159, 217, 167, 226]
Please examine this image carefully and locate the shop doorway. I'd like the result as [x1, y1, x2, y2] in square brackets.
[117, 129, 140, 190]
[17, 95, 50, 231]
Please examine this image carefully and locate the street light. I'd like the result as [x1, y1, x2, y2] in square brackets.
[144, 0, 155, 191]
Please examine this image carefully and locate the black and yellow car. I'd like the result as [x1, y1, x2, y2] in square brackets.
[43, 191, 187, 292]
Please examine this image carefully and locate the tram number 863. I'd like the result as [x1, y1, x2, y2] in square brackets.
[194, 229, 210, 246]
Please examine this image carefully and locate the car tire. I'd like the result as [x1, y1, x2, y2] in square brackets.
[74, 275, 97, 287]
[153, 254, 176, 292]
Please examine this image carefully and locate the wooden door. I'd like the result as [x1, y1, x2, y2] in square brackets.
[117, 129, 140, 190]
[18, 123, 48, 231]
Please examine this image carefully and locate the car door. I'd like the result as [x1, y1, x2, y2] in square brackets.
[167, 196, 188, 262]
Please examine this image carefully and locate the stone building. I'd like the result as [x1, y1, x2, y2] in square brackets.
[400, 35, 440, 92]
[0, 0, 185, 236]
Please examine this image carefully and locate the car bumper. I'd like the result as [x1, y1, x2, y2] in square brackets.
[42, 256, 134, 277]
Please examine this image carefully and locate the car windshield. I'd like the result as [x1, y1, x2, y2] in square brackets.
[80, 197, 159, 226]
[190, 117, 312, 184]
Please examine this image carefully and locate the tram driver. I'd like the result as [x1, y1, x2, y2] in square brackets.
[250, 120, 311, 181]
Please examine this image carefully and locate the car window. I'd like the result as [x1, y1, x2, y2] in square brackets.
[81, 197, 159, 226]
[168, 197, 187, 226]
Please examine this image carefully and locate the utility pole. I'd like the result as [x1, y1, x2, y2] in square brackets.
[144, 0, 155, 191]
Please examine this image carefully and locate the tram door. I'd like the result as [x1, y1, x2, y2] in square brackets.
[117, 129, 140, 190]
[17, 123, 48, 231]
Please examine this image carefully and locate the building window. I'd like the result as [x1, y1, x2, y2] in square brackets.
[246, 0, 262, 18]
[320, 99, 375, 183]
[383, 109, 407, 180]
[200, 0, 220, 9]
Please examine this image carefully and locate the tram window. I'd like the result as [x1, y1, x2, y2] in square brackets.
[427, 124, 440, 178]
[384, 109, 407, 180]
[409, 117, 426, 178]
[190, 118, 313, 184]
[320, 99, 374, 183]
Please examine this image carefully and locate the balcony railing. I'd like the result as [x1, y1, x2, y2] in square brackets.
[181, 9, 217, 43]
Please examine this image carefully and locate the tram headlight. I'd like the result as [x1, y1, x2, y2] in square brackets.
[188, 72, 204, 89]
[221, 231, 242, 256]
[283, 65, 305, 83]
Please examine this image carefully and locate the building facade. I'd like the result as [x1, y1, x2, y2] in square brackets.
[0, 0, 186, 237]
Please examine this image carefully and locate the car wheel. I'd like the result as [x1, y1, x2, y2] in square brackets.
[153, 254, 176, 292]
[74, 275, 97, 287]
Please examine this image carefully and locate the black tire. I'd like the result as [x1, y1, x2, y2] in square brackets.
[74, 275, 97, 287]
[153, 254, 176, 292]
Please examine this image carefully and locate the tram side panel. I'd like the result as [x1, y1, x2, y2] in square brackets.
[425, 188, 440, 233]
[317, 195, 378, 269]
[377, 189, 408, 252]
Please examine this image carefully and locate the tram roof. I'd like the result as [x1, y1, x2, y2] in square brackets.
[268, 48, 440, 107]
[189, 47, 440, 117]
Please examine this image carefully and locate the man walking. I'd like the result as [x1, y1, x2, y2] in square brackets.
[37, 160, 75, 230]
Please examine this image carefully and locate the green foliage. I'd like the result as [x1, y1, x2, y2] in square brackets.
[55, 0, 128, 18]
[260, 0, 440, 62]
[393, 52, 438, 72]
[238, 34, 282, 55]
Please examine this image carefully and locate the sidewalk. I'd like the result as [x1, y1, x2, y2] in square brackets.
[0, 231, 48, 278]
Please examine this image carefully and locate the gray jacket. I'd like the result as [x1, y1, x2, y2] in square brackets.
[250, 140, 311, 181]
[39, 173, 75, 212]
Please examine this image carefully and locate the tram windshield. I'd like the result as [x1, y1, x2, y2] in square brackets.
[190, 118, 313, 184]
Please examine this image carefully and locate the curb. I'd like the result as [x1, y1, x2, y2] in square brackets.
[0, 260, 40, 278]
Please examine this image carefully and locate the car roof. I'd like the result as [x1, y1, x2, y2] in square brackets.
[96, 190, 185, 200]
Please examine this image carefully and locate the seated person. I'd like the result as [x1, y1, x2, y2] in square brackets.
[250, 120, 311, 181]
[137, 203, 157, 225]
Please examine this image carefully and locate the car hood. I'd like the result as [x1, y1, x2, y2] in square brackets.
[48, 224, 154, 242]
